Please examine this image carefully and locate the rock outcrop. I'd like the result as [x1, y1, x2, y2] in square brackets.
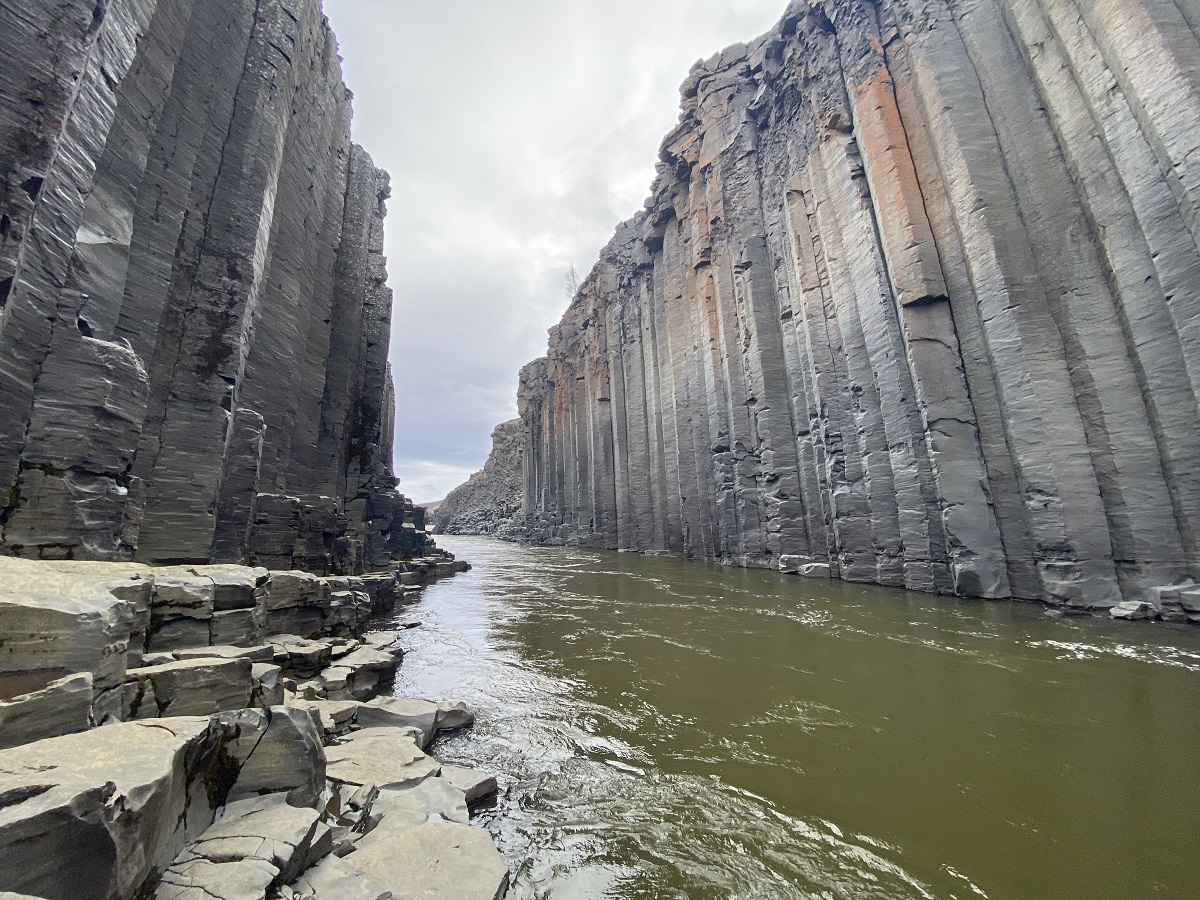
[0, 0, 432, 574]
[433, 419, 524, 535]
[0, 556, 505, 900]
[512, 0, 1200, 614]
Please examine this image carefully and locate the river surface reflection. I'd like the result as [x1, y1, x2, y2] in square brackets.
[390, 536, 1200, 899]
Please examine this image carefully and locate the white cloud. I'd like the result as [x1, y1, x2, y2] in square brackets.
[323, 0, 790, 497]
[393, 459, 480, 505]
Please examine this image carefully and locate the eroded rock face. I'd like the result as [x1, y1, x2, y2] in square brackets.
[433, 419, 524, 535]
[0, 0, 434, 574]
[512, 0, 1200, 613]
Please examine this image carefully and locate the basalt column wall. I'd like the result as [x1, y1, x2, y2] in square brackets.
[0, 0, 429, 573]
[516, 0, 1200, 611]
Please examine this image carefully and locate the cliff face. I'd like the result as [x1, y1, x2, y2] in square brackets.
[0, 0, 431, 573]
[515, 0, 1200, 612]
[433, 420, 524, 535]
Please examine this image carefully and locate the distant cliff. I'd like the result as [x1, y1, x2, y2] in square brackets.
[513, 0, 1200, 615]
[0, 0, 432, 573]
[434, 420, 524, 535]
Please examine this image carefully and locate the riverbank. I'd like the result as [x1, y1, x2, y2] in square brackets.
[0, 550, 512, 900]
[399, 536, 1200, 900]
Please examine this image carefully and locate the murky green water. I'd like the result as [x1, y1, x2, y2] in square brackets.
[393, 536, 1200, 900]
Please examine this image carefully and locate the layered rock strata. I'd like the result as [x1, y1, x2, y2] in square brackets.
[433, 419, 524, 535]
[0, 0, 430, 573]
[513, 0, 1200, 614]
[0, 557, 504, 900]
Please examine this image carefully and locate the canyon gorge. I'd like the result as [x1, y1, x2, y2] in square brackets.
[509, 0, 1200, 620]
[4, 0, 1200, 898]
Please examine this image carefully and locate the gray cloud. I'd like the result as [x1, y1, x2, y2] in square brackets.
[323, 0, 789, 501]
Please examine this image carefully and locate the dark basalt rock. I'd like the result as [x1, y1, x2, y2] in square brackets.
[0, 0, 434, 574]
[510, 0, 1200, 618]
[433, 419, 524, 536]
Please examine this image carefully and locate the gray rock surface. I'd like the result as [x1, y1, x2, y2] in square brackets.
[154, 796, 330, 900]
[339, 822, 510, 900]
[0, 717, 229, 900]
[0, 673, 92, 751]
[433, 419, 524, 535]
[440, 765, 499, 806]
[0, 0, 436, 574]
[224, 706, 327, 810]
[324, 728, 441, 790]
[509, 0, 1200, 615]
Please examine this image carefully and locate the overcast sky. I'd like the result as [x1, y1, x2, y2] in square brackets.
[323, 0, 789, 502]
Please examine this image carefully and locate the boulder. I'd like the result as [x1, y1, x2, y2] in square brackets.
[252, 663, 286, 708]
[324, 728, 440, 789]
[435, 699, 475, 732]
[0, 718, 224, 900]
[225, 707, 327, 810]
[355, 696, 440, 747]
[288, 698, 358, 738]
[441, 765, 499, 805]
[123, 657, 255, 719]
[267, 636, 333, 678]
[154, 796, 330, 900]
[1110, 601, 1159, 621]
[0, 672, 93, 750]
[0, 557, 140, 724]
[319, 645, 401, 702]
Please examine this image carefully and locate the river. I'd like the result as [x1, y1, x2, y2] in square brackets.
[390, 536, 1200, 900]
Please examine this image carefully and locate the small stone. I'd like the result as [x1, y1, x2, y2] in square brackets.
[1110, 601, 1158, 621]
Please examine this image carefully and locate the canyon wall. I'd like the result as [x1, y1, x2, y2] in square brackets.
[433, 419, 524, 535]
[0, 0, 431, 573]
[514, 0, 1200, 612]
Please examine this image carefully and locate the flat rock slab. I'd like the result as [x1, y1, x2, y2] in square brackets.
[0, 717, 221, 900]
[290, 854, 391, 900]
[325, 728, 439, 789]
[0, 672, 92, 750]
[355, 696, 439, 746]
[354, 697, 475, 747]
[155, 796, 329, 900]
[0, 557, 141, 722]
[349, 822, 509, 900]
[174, 645, 276, 663]
[123, 657, 254, 718]
[369, 777, 470, 829]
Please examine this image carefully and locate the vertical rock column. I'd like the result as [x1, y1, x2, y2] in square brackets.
[0, 0, 433, 573]
[514, 0, 1200, 611]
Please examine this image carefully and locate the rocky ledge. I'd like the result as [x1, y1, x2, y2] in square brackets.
[433, 420, 524, 536]
[0, 555, 510, 900]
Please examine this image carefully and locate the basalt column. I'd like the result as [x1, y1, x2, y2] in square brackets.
[0, 0, 429, 573]
[515, 0, 1200, 612]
